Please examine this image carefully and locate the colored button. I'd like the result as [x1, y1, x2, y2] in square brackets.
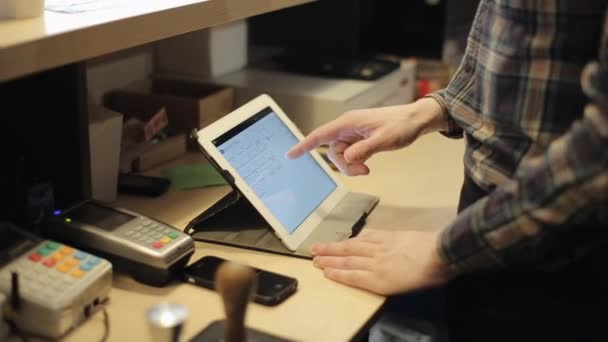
[28, 253, 42, 262]
[46, 242, 60, 250]
[37, 248, 52, 256]
[57, 264, 71, 273]
[71, 269, 85, 279]
[87, 257, 101, 266]
[74, 251, 87, 260]
[51, 253, 65, 262]
[59, 246, 74, 255]
[160, 237, 172, 244]
[65, 258, 79, 267]
[80, 263, 93, 272]
[168, 232, 179, 239]
[153, 241, 164, 249]
[43, 259, 56, 267]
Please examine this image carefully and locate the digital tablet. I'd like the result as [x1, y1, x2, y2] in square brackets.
[196, 94, 349, 251]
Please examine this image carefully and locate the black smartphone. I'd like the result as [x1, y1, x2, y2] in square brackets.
[117, 173, 170, 197]
[183, 256, 298, 306]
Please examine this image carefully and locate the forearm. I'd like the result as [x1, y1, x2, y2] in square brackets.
[439, 81, 608, 274]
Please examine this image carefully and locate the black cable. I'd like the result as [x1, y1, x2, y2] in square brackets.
[6, 319, 29, 342]
[10, 273, 20, 312]
[6, 271, 28, 342]
[100, 307, 110, 342]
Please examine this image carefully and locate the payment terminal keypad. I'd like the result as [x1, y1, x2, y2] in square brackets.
[0, 241, 108, 302]
[121, 219, 184, 250]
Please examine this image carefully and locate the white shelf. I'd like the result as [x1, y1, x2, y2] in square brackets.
[0, 0, 314, 81]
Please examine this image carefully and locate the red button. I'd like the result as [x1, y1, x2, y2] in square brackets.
[43, 259, 56, 267]
[153, 241, 164, 249]
[29, 254, 42, 262]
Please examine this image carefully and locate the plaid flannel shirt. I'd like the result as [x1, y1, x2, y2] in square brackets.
[428, 1, 608, 273]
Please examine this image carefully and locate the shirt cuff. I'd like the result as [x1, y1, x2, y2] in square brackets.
[424, 89, 463, 139]
[437, 197, 504, 275]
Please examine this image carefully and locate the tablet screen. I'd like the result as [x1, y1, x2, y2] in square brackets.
[213, 107, 336, 234]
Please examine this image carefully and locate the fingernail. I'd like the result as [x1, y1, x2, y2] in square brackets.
[311, 245, 319, 254]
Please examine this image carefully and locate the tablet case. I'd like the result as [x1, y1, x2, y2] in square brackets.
[185, 130, 379, 259]
[185, 188, 378, 259]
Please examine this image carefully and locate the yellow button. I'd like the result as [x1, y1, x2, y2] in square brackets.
[51, 253, 64, 262]
[65, 258, 79, 267]
[57, 264, 71, 273]
[59, 246, 74, 255]
[71, 269, 85, 279]
[161, 237, 172, 244]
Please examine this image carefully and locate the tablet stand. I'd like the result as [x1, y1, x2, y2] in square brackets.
[185, 130, 377, 259]
[184, 187, 321, 259]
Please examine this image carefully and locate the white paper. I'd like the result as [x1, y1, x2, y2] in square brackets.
[45, 0, 124, 14]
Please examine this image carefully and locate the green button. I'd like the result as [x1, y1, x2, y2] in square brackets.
[46, 242, 60, 250]
[38, 248, 52, 256]
[168, 232, 179, 239]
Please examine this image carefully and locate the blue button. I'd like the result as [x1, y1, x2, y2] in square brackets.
[87, 257, 101, 266]
[80, 263, 94, 272]
[74, 251, 88, 260]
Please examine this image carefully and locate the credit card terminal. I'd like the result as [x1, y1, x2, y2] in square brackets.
[44, 200, 195, 286]
[0, 222, 112, 339]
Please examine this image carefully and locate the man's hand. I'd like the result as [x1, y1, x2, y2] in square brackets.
[286, 98, 447, 176]
[311, 229, 452, 296]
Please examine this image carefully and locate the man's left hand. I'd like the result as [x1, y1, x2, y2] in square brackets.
[311, 229, 452, 295]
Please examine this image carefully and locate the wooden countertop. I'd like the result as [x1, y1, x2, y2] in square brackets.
[57, 133, 464, 342]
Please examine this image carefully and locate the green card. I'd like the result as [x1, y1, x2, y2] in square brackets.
[161, 163, 227, 190]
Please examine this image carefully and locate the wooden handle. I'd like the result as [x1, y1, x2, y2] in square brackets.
[215, 261, 257, 342]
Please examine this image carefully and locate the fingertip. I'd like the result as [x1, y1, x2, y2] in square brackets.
[285, 148, 300, 160]
[346, 163, 370, 176]
[312, 256, 321, 268]
[356, 164, 370, 176]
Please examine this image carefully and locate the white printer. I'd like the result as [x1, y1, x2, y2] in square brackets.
[158, 58, 415, 135]
[206, 60, 415, 134]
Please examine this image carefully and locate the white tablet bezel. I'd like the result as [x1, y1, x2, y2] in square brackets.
[196, 94, 349, 251]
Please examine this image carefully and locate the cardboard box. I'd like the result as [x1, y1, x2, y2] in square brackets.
[208, 60, 415, 134]
[119, 133, 187, 173]
[104, 79, 233, 172]
[155, 20, 248, 79]
[105, 78, 234, 133]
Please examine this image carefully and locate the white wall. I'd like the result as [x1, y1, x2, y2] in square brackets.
[86, 44, 154, 105]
